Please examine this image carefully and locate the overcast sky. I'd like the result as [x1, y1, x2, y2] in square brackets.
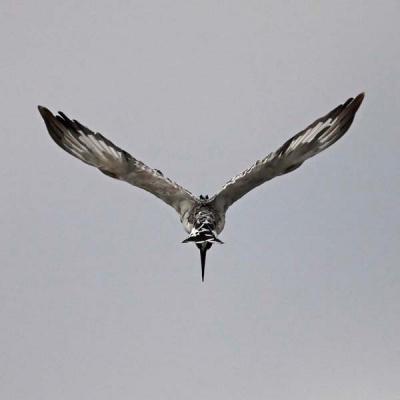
[1, 1, 399, 399]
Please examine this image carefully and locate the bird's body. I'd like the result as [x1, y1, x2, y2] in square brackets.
[39, 93, 364, 281]
[182, 202, 224, 236]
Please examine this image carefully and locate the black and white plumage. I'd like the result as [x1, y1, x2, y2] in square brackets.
[38, 93, 364, 281]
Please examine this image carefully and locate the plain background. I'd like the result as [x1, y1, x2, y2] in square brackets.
[1, 1, 399, 399]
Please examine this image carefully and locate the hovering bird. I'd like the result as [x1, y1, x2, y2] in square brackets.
[38, 93, 364, 281]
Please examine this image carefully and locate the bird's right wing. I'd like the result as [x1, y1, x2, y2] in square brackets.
[38, 106, 197, 216]
[210, 93, 364, 212]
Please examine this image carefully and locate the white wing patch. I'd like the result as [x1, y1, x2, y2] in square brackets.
[210, 93, 364, 211]
[39, 106, 197, 215]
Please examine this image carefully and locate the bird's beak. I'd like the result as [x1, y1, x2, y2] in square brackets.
[197, 242, 212, 282]
[200, 246, 207, 282]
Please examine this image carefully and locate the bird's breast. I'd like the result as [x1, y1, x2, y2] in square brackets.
[181, 205, 225, 235]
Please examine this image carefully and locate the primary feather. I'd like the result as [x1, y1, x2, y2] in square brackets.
[209, 93, 364, 212]
[38, 106, 196, 216]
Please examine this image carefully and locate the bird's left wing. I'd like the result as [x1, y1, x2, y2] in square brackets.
[209, 93, 364, 212]
[38, 106, 197, 216]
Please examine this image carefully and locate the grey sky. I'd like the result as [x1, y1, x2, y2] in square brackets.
[1, 1, 399, 399]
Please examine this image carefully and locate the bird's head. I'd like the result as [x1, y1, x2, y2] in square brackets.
[182, 233, 223, 282]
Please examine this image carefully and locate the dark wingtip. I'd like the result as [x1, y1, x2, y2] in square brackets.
[38, 105, 51, 118]
[352, 92, 365, 110]
[355, 92, 365, 102]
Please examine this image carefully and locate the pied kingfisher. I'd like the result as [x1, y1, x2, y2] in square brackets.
[38, 93, 364, 281]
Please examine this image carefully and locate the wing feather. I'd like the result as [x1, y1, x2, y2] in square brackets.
[210, 93, 364, 212]
[39, 106, 196, 215]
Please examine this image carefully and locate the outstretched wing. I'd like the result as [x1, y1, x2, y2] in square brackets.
[38, 106, 197, 215]
[210, 93, 364, 212]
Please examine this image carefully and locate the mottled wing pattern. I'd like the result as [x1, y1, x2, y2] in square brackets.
[210, 93, 364, 212]
[39, 107, 197, 215]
